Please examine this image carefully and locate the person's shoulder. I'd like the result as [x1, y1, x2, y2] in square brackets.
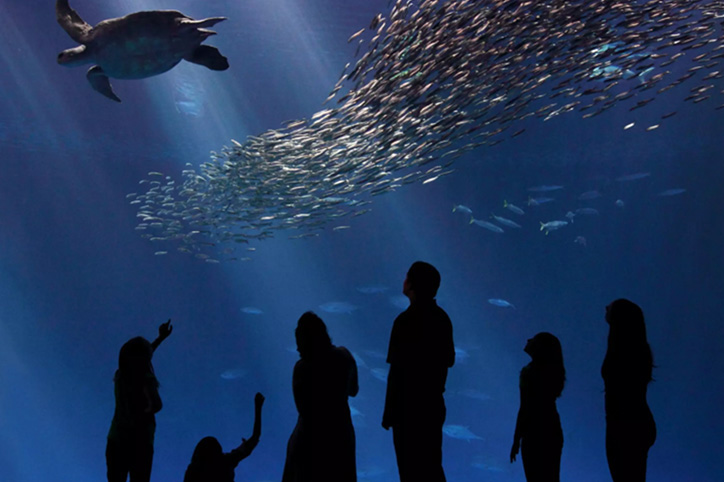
[293, 357, 306, 371]
[389, 309, 410, 331]
[394, 307, 411, 321]
[434, 303, 450, 315]
[334, 345, 354, 360]
[222, 449, 243, 470]
[432, 303, 452, 323]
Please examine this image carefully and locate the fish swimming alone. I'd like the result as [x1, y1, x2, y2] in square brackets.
[527, 185, 564, 192]
[443, 424, 484, 441]
[540, 220, 569, 234]
[240, 306, 263, 315]
[657, 188, 687, 197]
[56, 0, 228, 102]
[470, 218, 504, 234]
[319, 301, 359, 314]
[453, 204, 474, 215]
[616, 172, 651, 182]
[575, 208, 600, 216]
[356, 285, 389, 294]
[528, 197, 555, 206]
[503, 200, 525, 216]
[488, 298, 515, 309]
[491, 213, 522, 229]
[220, 368, 246, 380]
[578, 190, 602, 201]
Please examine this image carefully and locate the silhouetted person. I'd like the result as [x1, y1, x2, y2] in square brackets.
[184, 392, 264, 482]
[282, 312, 359, 482]
[382, 261, 455, 482]
[106, 320, 172, 482]
[510, 332, 566, 482]
[602, 299, 656, 482]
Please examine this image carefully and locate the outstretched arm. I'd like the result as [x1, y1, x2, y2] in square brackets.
[231, 392, 264, 462]
[151, 319, 173, 352]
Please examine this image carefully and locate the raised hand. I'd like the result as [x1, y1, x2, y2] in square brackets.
[254, 392, 265, 408]
[158, 319, 173, 340]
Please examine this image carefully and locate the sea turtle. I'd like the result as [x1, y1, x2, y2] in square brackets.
[56, 0, 229, 102]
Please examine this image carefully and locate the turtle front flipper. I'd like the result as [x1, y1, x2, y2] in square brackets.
[184, 45, 229, 71]
[87, 66, 121, 102]
[179, 16, 227, 30]
[56, 0, 93, 43]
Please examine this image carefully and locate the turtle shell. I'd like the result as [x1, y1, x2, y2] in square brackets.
[86, 11, 212, 79]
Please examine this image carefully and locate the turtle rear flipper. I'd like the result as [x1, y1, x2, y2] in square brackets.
[56, 0, 93, 43]
[87, 66, 121, 102]
[185, 45, 229, 71]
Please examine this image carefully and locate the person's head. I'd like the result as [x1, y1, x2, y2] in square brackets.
[404, 261, 441, 301]
[605, 298, 649, 345]
[606, 298, 646, 340]
[604, 298, 653, 378]
[184, 436, 223, 482]
[117, 336, 154, 381]
[295, 311, 332, 359]
[524, 332, 566, 397]
[524, 332, 563, 363]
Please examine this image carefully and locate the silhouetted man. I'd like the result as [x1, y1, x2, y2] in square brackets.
[382, 261, 455, 482]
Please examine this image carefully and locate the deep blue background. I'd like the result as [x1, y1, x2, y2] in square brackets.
[1, 1, 723, 481]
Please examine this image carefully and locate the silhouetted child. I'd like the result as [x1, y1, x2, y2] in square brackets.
[510, 332, 566, 482]
[602, 299, 656, 482]
[184, 392, 264, 482]
[106, 320, 173, 482]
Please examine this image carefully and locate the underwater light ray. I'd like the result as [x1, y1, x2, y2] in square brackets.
[133, 0, 724, 260]
[0, 282, 105, 482]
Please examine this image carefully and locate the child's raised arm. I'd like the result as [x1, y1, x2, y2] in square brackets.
[231, 392, 265, 462]
[251, 392, 264, 440]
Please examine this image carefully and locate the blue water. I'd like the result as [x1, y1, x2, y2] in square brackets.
[1, 1, 723, 481]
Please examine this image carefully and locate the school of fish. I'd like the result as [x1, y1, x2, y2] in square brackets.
[130, 0, 724, 261]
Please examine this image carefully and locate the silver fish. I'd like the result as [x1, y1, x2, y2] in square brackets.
[471, 218, 504, 233]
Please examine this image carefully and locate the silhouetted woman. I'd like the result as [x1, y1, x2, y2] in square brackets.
[602, 299, 656, 482]
[282, 311, 359, 482]
[106, 320, 172, 482]
[184, 392, 264, 482]
[510, 332, 565, 482]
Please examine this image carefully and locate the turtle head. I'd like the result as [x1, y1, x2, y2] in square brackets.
[57, 45, 91, 66]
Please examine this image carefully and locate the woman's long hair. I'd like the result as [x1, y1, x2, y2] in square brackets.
[295, 311, 333, 360]
[527, 332, 566, 399]
[603, 299, 654, 384]
[114, 336, 158, 388]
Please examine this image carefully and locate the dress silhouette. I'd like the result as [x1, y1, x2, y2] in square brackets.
[106, 320, 172, 482]
[282, 312, 358, 482]
[602, 299, 656, 482]
[510, 332, 565, 482]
